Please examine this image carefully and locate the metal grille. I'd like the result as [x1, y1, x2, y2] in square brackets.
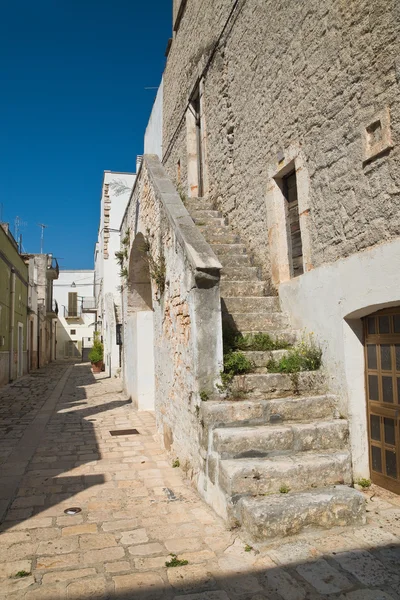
[109, 429, 139, 436]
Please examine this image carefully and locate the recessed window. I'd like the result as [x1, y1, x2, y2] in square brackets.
[70, 329, 76, 335]
[362, 107, 393, 164]
[283, 171, 304, 277]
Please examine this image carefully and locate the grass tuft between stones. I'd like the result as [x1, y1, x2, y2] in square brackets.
[13, 571, 31, 578]
[165, 554, 189, 568]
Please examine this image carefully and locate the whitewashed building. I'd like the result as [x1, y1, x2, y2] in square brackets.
[94, 171, 136, 376]
[54, 270, 96, 361]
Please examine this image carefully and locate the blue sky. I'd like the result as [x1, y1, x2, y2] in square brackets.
[1, 0, 171, 268]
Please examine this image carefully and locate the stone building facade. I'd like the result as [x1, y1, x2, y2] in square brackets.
[161, 0, 400, 484]
[0, 223, 29, 387]
[23, 253, 59, 371]
[120, 0, 400, 537]
[94, 170, 136, 376]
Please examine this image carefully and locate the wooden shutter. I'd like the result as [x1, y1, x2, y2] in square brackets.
[68, 292, 78, 317]
[283, 171, 304, 278]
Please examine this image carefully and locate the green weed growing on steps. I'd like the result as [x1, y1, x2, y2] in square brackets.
[267, 335, 322, 374]
[221, 351, 254, 386]
[223, 324, 290, 353]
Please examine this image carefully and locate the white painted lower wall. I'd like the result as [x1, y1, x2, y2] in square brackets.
[279, 238, 400, 480]
[124, 311, 155, 411]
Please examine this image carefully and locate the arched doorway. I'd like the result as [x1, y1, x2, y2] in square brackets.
[364, 307, 400, 493]
[125, 233, 155, 411]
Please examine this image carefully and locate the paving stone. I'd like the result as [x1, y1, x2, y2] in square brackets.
[0, 559, 32, 579]
[119, 528, 149, 545]
[165, 537, 203, 553]
[113, 572, 166, 595]
[62, 523, 97, 536]
[37, 537, 78, 555]
[334, 550, 399, 587]
[172, 593, 230, 600]
[267, 541, 319, 565]
[101, 518, 139, 531]
[344, 591, 396, 600]
[0, 576, 35, 596]
[296, 558, 352, 594]
[67, 576, 108, 599]
[42, 568, 97, 584]
[105, 560, 131, 573]
[167, 564, 218, 592]
[83, 546, 125, 564]
[36, 553, 81, 570]
[79, 532, 117, 550]
[135, 555, 169, 570]
[128, 542, 165, 556]
[0, 542, 38, 561]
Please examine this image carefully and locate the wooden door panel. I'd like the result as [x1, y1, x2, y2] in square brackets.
[364, 308, 400, 494]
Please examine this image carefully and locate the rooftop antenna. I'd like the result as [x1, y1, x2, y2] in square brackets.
[14, 216, 27, 241]
[38, 223, 48, 254]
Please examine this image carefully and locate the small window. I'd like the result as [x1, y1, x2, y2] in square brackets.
[68, 292, 78, 317]
[70, 329, 76, 335]
[283, 171, 304, 277]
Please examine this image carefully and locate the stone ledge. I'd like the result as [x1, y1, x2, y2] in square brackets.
[144, 154, 222, 281]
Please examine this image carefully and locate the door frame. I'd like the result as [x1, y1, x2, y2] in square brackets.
[17, 322, 24, 378]
[363, 306, 400, 494]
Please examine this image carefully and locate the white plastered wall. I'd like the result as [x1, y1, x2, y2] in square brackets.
[279, 238, 400, 479]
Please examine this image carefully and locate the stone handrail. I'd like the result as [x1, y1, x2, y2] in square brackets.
[143, 155, 222, 286]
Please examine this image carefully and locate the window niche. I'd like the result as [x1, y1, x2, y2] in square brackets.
[266, 148, 311, 285]
[362, 107, 393, 164]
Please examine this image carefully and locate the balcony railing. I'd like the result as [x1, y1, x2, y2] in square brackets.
[64, 306, 81, 319]
[82, 297, 96, 312]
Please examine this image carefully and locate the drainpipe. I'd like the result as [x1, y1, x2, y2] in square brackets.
[9, 269, 16, 382]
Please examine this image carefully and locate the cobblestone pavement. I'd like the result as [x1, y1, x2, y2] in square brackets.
[1, 362, 400, 599]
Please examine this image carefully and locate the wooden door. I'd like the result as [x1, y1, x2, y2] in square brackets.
[364, 308, 400, 494]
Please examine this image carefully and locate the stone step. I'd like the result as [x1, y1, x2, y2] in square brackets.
[201, 395, 338, 431]
[219, 450, 352, 497]
[213, 420, 349, 459]
[242, 349, 290, 368]
[238, 330, 298, 346]
[188, 210, 222, 219]
[237, 486, 366, 541]
[203, 230, 239, 244]
[220, 281, 267, 297]
[222, 312, 289, 332]
[193, 216, 225, 226]
[184, 198, 215, 211]
[220, 254, 252, 267]
[221, 267, 259, 282]
[231, 370, 325, 399]
[221, 297, 280, 313]
[211, 243, 247, 255]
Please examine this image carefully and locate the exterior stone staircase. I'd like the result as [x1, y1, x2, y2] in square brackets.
[185, 197, 366, 542]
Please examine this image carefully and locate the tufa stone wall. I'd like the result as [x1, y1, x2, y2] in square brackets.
[120, 155, 223, 479]
[162, 0, 400, 285]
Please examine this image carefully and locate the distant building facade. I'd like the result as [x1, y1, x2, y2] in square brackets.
[0, 223, 29, 386]
[22, 253, 59, 370]
[54, 270, 96, 361]
[94, 171, 135, 376]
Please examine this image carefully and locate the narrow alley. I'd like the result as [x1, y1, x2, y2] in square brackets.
[0, 363, 400, 599]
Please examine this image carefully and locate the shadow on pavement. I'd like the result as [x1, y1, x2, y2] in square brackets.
[0, 363, 131, 532]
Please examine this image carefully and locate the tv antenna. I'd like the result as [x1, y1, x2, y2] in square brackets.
[14, 216, 27, 241]
[38, 223, 48, 254]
